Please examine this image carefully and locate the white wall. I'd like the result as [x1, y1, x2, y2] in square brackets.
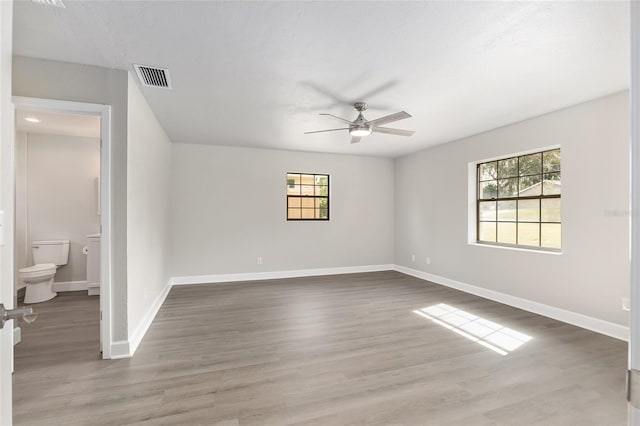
[170, 144, 394, 277]
[126, 74, 172, 340]
[13, 56, 129, 341]
[15, 132, 100, 285]
[395, 91, 630, 327]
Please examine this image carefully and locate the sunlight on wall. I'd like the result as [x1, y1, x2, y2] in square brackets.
[413, 303, 532, 356]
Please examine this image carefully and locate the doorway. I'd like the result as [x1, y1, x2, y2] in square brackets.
[11, 97, 112, 359]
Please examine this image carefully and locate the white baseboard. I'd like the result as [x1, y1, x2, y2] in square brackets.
[109, 340, 131, 359]
[394, 264, 629, 342]
[119, 264, 626, 361]
[13, 326, 21, 345]
[53, 280, 88, 292]
[128, 280, 173, 357]
[170, 264, 395, 286]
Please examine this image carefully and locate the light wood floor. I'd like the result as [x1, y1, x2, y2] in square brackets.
[13, 272, 627, 425]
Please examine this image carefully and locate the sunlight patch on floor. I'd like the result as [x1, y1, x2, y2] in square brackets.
[413, 303, 532, 356]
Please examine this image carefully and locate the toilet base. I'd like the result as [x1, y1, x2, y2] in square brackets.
[24, 278, 57, 304]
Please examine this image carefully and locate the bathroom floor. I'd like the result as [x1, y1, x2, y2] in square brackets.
[13, 291, 100, 424]
[12, 273, 628, 425]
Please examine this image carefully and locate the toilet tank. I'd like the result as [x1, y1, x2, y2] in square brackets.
[32, 240, 70, 266]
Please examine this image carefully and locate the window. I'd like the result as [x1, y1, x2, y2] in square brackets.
[286, 173, 329, 220]
[477, 149, 561, 249]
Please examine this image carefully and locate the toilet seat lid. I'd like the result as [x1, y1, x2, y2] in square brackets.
[20, 263, 56, 273]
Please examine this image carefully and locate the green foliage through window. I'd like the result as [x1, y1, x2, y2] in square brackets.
[286, 173, 329, 220]
[477, 149, 561, 249]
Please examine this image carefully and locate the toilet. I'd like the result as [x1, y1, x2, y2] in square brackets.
[19, 240, 70, 304]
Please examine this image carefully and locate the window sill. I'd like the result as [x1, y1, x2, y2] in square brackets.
[469, 241, 562, 255]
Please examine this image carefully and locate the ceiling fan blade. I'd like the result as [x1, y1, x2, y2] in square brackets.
[373, 126, 415, 137]
[351, 136, 361, 144]
[319, 113, 353, 125]
[304, 128, 349, 135]
[367, 111, 412, 127]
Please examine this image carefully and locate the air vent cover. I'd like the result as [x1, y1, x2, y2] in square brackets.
[133, 64, 172, 89]
[31, 0, 66, 8]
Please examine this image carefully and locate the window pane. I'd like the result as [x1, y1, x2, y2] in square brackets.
[497, 200, 516, 221]
[319, 206, 329, 219]
[301, 198, 314, 208]
[479, 180, 498, 199]
[479, 201, 497, 221]
[519, 174, 541, 196]
[543, 149, 561, 173]
[497, 222, 516, 244]
[288, 208, 301, 219]
[288, 197, 301, 208]
[315, 198, 328, 209]
[541, 198, 561, 222]
[287, 183, 301, 195]
[518, 223, 540, 246]
[287, 174, 301, 185]
[315, 185, 328, 196]
[498, 157, 518, 178]
[301, 174, 315, 185]
[518, 199, 540, 222]
[543, 173, 561, 195]
[301, 185, 315, 196]
[315, 175, 328, 185]
[519, 153, 542, 176]
[541, 223, 562, 248]
[479, 222, 496, 242]
[301, 208, 315, 219]
[479, 162, 497, 181]
[497, 178, 518, 198]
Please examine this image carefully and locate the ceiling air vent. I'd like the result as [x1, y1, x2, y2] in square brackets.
[31, 0, 66, 8]
[133, 64, 172, 89]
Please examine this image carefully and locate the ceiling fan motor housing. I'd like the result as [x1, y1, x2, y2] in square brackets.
[354, 101, 367, 112]
[350, 112, 372, 136]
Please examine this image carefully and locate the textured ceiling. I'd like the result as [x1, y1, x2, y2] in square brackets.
[13, 1, 629, 157]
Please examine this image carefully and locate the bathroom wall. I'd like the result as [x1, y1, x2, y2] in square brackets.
[15, 131, 100, 286]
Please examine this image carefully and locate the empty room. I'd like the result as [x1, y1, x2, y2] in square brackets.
[1, 1, 640, 425]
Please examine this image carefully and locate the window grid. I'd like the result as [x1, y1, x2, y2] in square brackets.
[476, 149, 561, 249]
[286, 172, 329, 221]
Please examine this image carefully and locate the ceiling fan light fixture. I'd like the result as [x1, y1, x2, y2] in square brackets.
[350, 127, 372, 137]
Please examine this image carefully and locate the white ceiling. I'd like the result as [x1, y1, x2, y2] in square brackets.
[16, 109, 101, 138]
[13, 1, 629, 158]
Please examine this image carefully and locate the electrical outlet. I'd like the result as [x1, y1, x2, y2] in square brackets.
[411, 254, 415, 262]
[257, 257, 263, 265]
[426, 257, 431, 265]
[623, 297, 630, 311]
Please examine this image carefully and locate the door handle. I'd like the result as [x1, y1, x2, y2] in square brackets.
[0, 303, 37, 329]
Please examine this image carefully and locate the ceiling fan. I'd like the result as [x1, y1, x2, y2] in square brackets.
[305, 102, 415, 144]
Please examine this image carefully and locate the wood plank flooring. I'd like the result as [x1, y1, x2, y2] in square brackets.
[13, 272, 627, 425]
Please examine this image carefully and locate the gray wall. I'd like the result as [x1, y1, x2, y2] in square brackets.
[15, 132, 100, 284]
[13, 56, 129, 341]
[394, 91, 630, 326]
[126, 74, 172, 337]
[170, 144, 395, 277]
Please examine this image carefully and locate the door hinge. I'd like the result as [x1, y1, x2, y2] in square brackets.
[100, 310, 102, 321]
[628, 369, 640, 408]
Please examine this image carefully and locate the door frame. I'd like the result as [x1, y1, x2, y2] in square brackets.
[12, 96, 113, 359]
[631, 3, 640, 425]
